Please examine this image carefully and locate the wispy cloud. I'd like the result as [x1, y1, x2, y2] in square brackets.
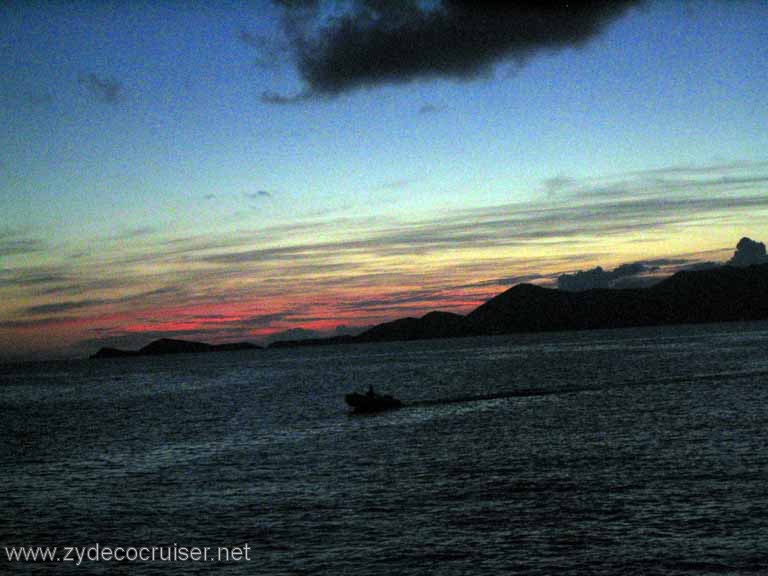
[381, 178, 415, 190]
[0, 231, 45, 257]
[260, 90, 311, 105]
[547, 161, 768, 201]
[78, 73, 124, 104]
[238, 28, 285, 69]
[23, 287, 180, 316]
[0, 266, 66, 289]
[244, 190, 272, 200]
[113, 226, 157, 240]
[0, 316, 83, 330]
[418, 103, 441, 115]
[4, 159, 766, 356]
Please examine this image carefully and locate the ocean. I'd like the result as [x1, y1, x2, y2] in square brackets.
[2, 322, 768, 575]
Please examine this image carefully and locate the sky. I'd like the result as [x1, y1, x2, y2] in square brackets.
[1, 0, 767, 360]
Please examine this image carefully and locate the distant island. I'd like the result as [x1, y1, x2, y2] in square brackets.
[269, 263, 768, 348]
[91, 263, 768, 358]
[90, 338, 260, 359]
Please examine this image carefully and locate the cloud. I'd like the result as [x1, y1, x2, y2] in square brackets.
[272, 1, 643, 97]
[238, 28, 283, 68]
[24, 299, 117, 315]
[28, 92, 54, 108]
[0, 316, 82, 330]
[456, 273, 547, 289]
[240, 311, 291, 327]
[22, 287, 180, 316]
[0, 228, 48, 257]
[0, 239, 44, 257]
[418, 103, 441, 114]
[554, 237, 763, 291]
[727, 237, 768, 267]
[260, 90, 311, 105]
[265, 327, 321, 344]
[676, 261, 720, 273]
[245, 190, 272, 199]
[558, 261, 656, 291]
[0, 270, 67, 289]
[381, 178, 414, 190]
[5, 159, 764, 354]
[78, 73, 124, 104]
[543, 175, 574, 196]
[113, 226, 157, 240]
[197, 190, 768, 267]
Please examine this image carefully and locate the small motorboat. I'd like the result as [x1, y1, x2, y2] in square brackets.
[345, 386, 402, 414]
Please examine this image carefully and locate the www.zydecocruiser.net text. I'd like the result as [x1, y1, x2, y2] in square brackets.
[5, 543, 251, 566]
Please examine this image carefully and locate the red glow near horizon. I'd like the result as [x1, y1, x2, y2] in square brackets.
[5, 284, 498, 358]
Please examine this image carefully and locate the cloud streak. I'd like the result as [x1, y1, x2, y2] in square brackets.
[0, 232, 45, 257]
[3, 160, 766, 357]
[245, 190, 272, 200]
[22, 288, 180, 316]
[557, 262, 654, 291]
[78, 73, 124, 104]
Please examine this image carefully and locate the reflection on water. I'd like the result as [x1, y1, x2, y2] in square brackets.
[2, 322, 768, 574]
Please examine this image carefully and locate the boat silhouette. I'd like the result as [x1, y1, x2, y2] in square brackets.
[345, 385, 402, 414]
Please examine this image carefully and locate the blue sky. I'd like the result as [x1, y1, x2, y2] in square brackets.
[1, 1, 767, 359]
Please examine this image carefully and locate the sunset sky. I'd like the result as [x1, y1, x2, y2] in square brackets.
[1, 1, 767, 360]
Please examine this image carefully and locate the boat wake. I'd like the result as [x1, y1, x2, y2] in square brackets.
[406, 385, 601, 408]
[403, 367, 768, 409]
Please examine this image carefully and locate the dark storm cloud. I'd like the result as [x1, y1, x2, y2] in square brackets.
[727, 237, 768, 267]
[78, 73, 124, 104]
[272, 0, 643, 97]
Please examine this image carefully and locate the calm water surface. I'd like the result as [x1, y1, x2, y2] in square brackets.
[2, 323, 768, 574]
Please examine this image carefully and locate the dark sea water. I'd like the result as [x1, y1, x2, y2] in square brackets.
[2, 322, 768, 575]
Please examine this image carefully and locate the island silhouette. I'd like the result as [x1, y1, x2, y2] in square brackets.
[91, 262, 768, 359]
[91, 338, 260, 359]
